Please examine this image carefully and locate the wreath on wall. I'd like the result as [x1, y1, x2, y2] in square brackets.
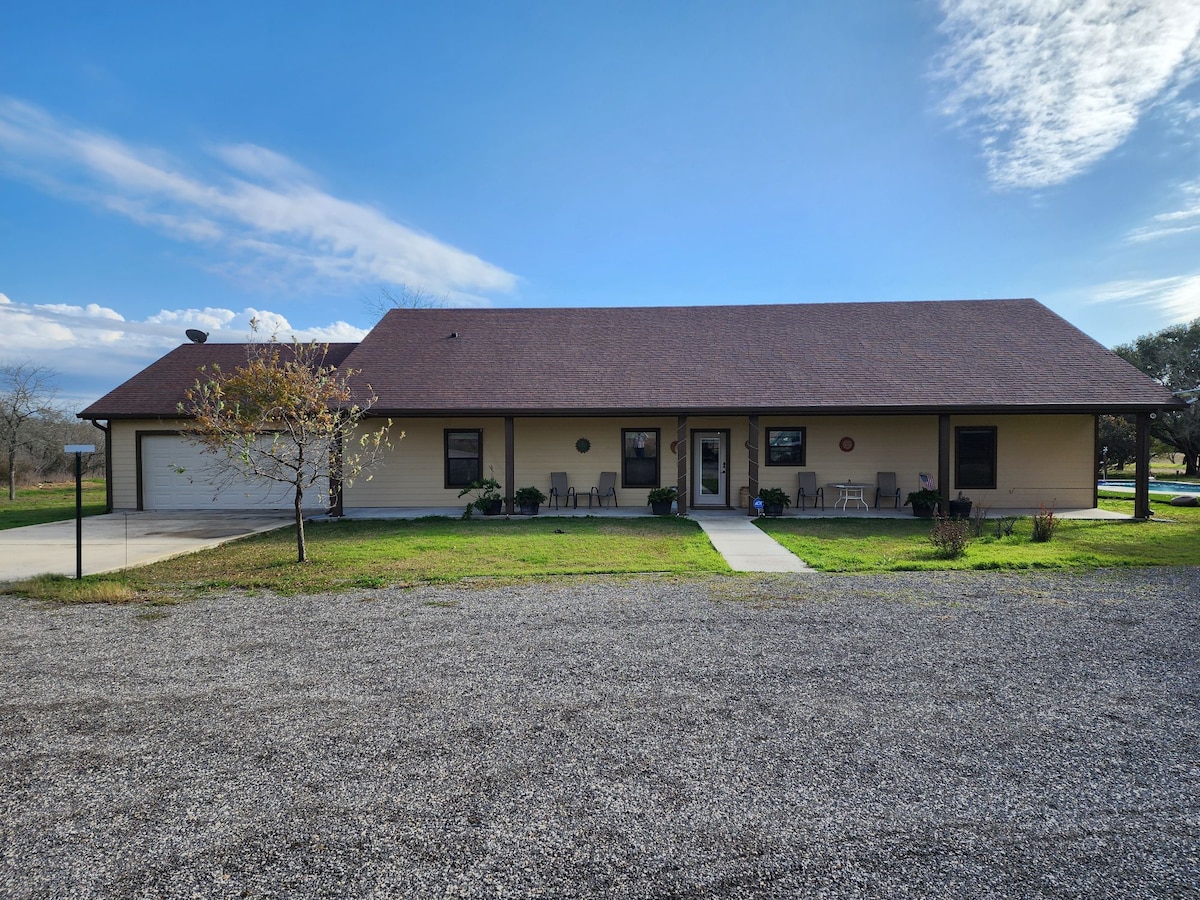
[576, 438, 591, 453]
[839, 436, 855, 453]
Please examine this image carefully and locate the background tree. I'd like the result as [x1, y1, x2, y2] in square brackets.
[1114, 318, 1200, 476]
[362, 284, 447, 323]
[180, 334, 394, 562]
[1097, 414, 1136, 474]
[0, 361, 59, 500]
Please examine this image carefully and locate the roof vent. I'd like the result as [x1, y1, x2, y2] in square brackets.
[449, 332, 459, 339]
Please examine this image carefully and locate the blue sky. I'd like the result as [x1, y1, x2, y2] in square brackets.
[3, 1, 1200, 407]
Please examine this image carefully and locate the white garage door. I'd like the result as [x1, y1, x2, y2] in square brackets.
[141, 435, 307, 511]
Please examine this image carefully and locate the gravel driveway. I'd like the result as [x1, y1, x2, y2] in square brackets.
[1, 570, 1197, 898]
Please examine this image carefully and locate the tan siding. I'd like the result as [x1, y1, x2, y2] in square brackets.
[345, 418, 502, 507]
[326, 413, 1096, 511]
[953, 414, 1093, 509]
[755, 416, 938, 505]
[344, 416, 679, 508]
[109, 418, 194, 510]
[512, 417, 676, 508]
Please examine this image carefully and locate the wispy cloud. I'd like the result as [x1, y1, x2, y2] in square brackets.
[0, 98, 517, 302]
[1090, 274, 1200, 322]
[936, 0, 1200, 189]
[1127, 177, 1200, 241]
[0, 292, 370, 408]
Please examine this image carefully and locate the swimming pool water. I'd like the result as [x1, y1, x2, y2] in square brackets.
[1098, 480, 1200, 494]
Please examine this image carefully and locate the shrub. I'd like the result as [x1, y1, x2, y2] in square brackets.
[1031, 504, 1058, 542]
[928, 514, 970, 558]
[969, 503, 990, 537]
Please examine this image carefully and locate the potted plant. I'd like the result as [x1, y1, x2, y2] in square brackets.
[756, 487, 791, 516]
[905, 487, 943, 518]
[647, 486, 678, 515]
[458, 477, 503, 515]
[514, 485, 546, 515]
[948, 491, 972, 519]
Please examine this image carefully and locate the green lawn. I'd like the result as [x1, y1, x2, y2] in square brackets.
[756, 494, 1200, 572]
[7, 488, 1200, 604]
[0, 480, 107, 530]
[9, 516, 730, 602]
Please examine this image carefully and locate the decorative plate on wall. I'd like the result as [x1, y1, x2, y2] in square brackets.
[839, 436, 855, 452]
[576, 438, 591, 453]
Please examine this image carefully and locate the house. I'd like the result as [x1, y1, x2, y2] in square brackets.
[78, 299, 1178, 518]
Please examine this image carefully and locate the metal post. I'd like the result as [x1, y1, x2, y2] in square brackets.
[64, 444, 95, 580]
[75, 451, 83, 580]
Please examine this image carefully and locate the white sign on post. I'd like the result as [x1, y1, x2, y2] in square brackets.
[64, 444, 96, 453]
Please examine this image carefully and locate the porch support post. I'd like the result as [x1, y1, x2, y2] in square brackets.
[1134, 412, 1151, 519]
[937, 414, 951, 517]
[1093, 414, 1101, 508]
[504, 416, 515, 515]
[676, 416, 688, 516]
[747, 415, 760, 516]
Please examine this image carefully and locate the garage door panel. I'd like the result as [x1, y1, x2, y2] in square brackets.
[141, 435, 315, 511]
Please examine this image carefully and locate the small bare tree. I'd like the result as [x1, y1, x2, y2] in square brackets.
[363, 285, 447, 322]
[0, 361, 59, 500]
[180, 333, 395, 562]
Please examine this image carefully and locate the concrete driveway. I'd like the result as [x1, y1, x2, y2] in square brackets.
[0, 511, 293, 583]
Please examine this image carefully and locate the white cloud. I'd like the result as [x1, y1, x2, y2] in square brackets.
[1127, 176, 1200, 241]
[0, 292, 371, 409]
[1091, 274, 1200, 322]
[936, 0, 1200, 188]
[0, 98, 517, 302]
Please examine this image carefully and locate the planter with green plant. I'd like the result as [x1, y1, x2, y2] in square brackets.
[756, 487, 791, 516]
[514, 486, 547, 515]
[647, 486, 678, 515]
[458, 477, 504, 516]
[905, 487, 943, 518]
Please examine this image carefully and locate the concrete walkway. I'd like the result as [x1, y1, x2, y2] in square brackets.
[689, 510, 811, 573]
[0, 511, 292, 584]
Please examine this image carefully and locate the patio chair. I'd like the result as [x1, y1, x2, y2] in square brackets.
[875, 471, 901, 509]
[549, 472, 577, 510]
[589, 471, 619, 508]
[795, 471, 825, 511]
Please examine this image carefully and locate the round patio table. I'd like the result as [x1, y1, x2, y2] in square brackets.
[829, 483, 872, 510]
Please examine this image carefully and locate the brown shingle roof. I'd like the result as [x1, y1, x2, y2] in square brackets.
[339, 299, 1175, 414]
[80, 301, 1176, 418]
[79, 342, 357, 419]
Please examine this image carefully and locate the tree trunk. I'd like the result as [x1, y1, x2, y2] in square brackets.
[7, 449, 14, 501]
[294, 483, 307, 563]
[1187, 455, 1199, 477]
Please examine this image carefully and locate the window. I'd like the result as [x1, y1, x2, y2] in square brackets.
[765, 427, 806, 466]
[444, 429, 482, 488]
[622, 428, 660, 487]
[956, 426, 997, 489]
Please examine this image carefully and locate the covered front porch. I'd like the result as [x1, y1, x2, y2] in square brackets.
[342, 410, 1147, 519]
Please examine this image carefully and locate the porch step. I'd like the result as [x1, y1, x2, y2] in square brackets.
[690, 511, 811, 573]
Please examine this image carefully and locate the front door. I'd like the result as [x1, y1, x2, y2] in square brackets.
[692, 431, 728, 507]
